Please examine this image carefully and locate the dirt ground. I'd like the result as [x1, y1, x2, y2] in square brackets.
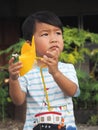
[77, 124, 98, 130]
[0, 118, 24, 130]
[0, 119, 98, 130]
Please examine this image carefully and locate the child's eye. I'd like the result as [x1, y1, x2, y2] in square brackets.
[56, 31, 62, 35]
[41, 33, 48, 36]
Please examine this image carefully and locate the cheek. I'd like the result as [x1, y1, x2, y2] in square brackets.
[60, 41, 64, 52]
[36, 43, 48, 56]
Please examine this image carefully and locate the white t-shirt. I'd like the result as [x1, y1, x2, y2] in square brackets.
[19, 62, 80, 130]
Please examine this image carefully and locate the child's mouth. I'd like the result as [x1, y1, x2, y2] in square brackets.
[49, 45, 59, 51]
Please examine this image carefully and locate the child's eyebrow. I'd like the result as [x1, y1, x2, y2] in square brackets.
[40, 28, 61, 33]
[39, 29, 50, 33]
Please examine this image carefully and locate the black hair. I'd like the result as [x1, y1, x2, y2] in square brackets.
[22, 10, 63, 41]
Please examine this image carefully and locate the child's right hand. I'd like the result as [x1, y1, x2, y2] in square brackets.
[8, 57, 23, 80]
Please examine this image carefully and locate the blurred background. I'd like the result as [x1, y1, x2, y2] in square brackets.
[0, 0, 98, 129]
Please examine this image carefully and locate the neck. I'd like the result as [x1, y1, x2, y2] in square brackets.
[37, 59, 47, 68]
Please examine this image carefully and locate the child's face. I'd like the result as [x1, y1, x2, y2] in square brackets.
[34, 22, 64, 57]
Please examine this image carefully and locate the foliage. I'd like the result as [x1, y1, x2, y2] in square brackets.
[0, 38, 25, 122]
[0, 70, 10, 122]
[73, 69, 98, 110]
[90, 48, 98, 79]
[63, 27, 98, 47]
[60, 27, 98, 66]
[88, 114, 98, 125]
[0, 38, 25, 56]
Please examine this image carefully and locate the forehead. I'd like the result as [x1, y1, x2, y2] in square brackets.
[35, 22, 61, 32]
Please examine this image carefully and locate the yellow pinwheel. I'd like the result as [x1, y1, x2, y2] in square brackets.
[19, 36, 36, 76]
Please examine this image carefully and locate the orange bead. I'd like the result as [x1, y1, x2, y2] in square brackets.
[58, 125, 61, 130]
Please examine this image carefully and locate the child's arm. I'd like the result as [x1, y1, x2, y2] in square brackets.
[42, 48, 77, 96]
[9, 78, 26, 105]
[52, 70, 77, 96]
[8, 57, 26, 105]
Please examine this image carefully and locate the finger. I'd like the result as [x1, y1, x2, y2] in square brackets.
[46, 48, 59, 58]
[9, 57, 15, 65]
[43, 55, 58, 66]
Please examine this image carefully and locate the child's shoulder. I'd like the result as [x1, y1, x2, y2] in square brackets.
[58, 61, 74, 68]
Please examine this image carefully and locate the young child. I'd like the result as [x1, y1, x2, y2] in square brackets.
[8, 11, 80, 130]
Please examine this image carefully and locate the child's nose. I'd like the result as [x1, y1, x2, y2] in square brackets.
[50, 38, 57, 43]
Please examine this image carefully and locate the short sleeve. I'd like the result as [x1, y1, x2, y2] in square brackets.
[59, 62, 80, 97]
[18, 76, 28, 93]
